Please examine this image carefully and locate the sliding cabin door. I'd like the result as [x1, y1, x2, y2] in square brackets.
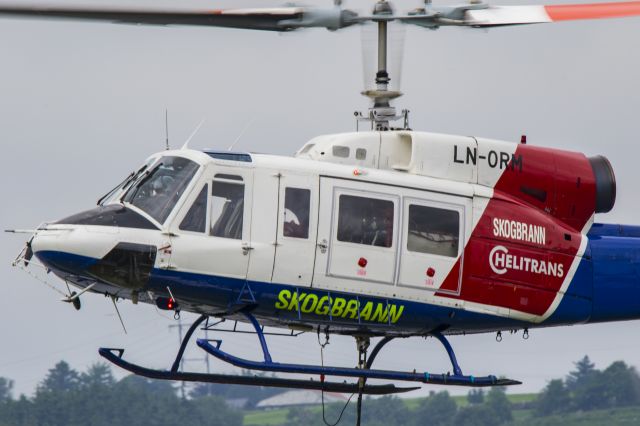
[396, 195, 467, 295]
[313, 177, 399, 294]
[313, 177, 470, 304]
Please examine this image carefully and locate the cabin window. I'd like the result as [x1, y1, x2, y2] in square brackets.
[356, 148, 367, 160]
[337, 195, 394, 248]
[214, 173, 243, 181]
[283, 188, 310, 239]
[210, 176, 244, 239]
[407, 205, 459, 257]
[179, 185, 208, 233]
[332, 146, 350, 158]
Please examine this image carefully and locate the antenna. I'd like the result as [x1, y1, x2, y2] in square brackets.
[181, 119, 206, 150]
[227, 118, 254, 152]
[165, 109, 170, 150]
[111, 295, 128, 334]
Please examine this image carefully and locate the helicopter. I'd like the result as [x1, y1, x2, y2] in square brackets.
[3, 0, 640, 422]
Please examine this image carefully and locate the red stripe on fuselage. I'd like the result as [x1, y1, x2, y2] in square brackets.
[436, 145, 595, 316]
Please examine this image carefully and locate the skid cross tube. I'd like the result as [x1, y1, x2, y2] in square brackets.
[171, 314, 207, 373]
[432, 332, 464, 377]
[196, 312, 521, 387]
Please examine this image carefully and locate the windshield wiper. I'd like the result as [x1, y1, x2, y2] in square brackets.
[96, 164, 149, 206]
[122, 163, 163, 205]
[97, 171, 133, 206]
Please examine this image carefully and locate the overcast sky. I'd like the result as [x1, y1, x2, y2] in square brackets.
[1, 0, 640, 399]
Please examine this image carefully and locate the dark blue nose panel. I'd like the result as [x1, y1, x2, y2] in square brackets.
[35, 243, 157, 291]
[35, 250, 97, 277]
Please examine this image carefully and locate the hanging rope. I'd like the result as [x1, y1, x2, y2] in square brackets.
[317, 328, 355, 426]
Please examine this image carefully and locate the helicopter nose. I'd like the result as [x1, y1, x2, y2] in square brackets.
[30, 224, 157, 291]
[30, 225, 117, 276]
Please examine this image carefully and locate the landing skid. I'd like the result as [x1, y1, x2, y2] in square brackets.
[98, 314, 417, 395]
[99, 312, 520, 397]
[99, 348, 416, 394]
[197, 312, 521, 388]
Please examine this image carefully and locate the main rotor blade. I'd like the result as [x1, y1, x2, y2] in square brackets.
[0, 4, 358, 31]
[1, 2, 637, 31]
[468, 1, 640, 27]
[402, 1, 640, 29]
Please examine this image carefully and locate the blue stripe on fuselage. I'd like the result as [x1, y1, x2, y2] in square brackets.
[35, 250, 528, 335]
[34, 222, 640, 334]
[586, 224, 640, 323]
[548, 223, 640, 326]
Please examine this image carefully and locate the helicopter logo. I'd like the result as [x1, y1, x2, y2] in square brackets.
[489, 245, 565, 278]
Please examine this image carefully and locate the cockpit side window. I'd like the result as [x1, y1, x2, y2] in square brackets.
[210, 175, 244, 239]
[179, 185, 208, 233]
[122, 157, 199, 224]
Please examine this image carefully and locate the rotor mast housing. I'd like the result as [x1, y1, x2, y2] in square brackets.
[360, 0, 407, 131]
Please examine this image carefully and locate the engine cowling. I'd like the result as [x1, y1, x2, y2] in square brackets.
[492, 144, 616, 231]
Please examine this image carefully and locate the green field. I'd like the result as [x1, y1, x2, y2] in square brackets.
[243, 393, 539, 426]
[511, 406, 640, 426]
[244, 400, 640, 426]
[244, 408, 290, 426]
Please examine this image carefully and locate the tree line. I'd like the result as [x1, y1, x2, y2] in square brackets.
[284, 355, 640, 426]
[1, 355, 639, 426]
[0, 361, 243, 426]
[535, 355, 640, 416]
[285, 386, 512, 426]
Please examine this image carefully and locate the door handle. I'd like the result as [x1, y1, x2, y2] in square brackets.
[317, 239, 328, 254]
[242, 243, 254, 255]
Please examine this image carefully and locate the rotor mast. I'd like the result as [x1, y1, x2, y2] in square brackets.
[361, 0, 406, 131]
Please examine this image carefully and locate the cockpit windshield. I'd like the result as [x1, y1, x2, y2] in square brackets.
[121, 156, 199, 224]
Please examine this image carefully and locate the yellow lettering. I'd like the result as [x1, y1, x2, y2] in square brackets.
[316, 296, 330, 315]
[288, 292, 306, 311]
[275, 290, 291, 310]
[301, 294, 318, 313]
[275, 291, 405, 324]
[359, 302, 373, 321]
[388, 305, 404, 323]
[331, 298, 346, 317]
[370, 303, 389, 323]
[343, 299, 359, 319]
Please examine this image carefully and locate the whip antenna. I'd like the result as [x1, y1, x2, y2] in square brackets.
[110, 295, 128, 334]
[228, 118, 254, 152]
[181, 118, 206, 150]
[165, 109, 170, 150]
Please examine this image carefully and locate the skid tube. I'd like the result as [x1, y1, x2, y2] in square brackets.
[98, 314, 417, 395]
[197, 312, 521, 387]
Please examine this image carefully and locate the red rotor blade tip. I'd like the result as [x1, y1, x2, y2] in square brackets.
[545, 1, 640, 22]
